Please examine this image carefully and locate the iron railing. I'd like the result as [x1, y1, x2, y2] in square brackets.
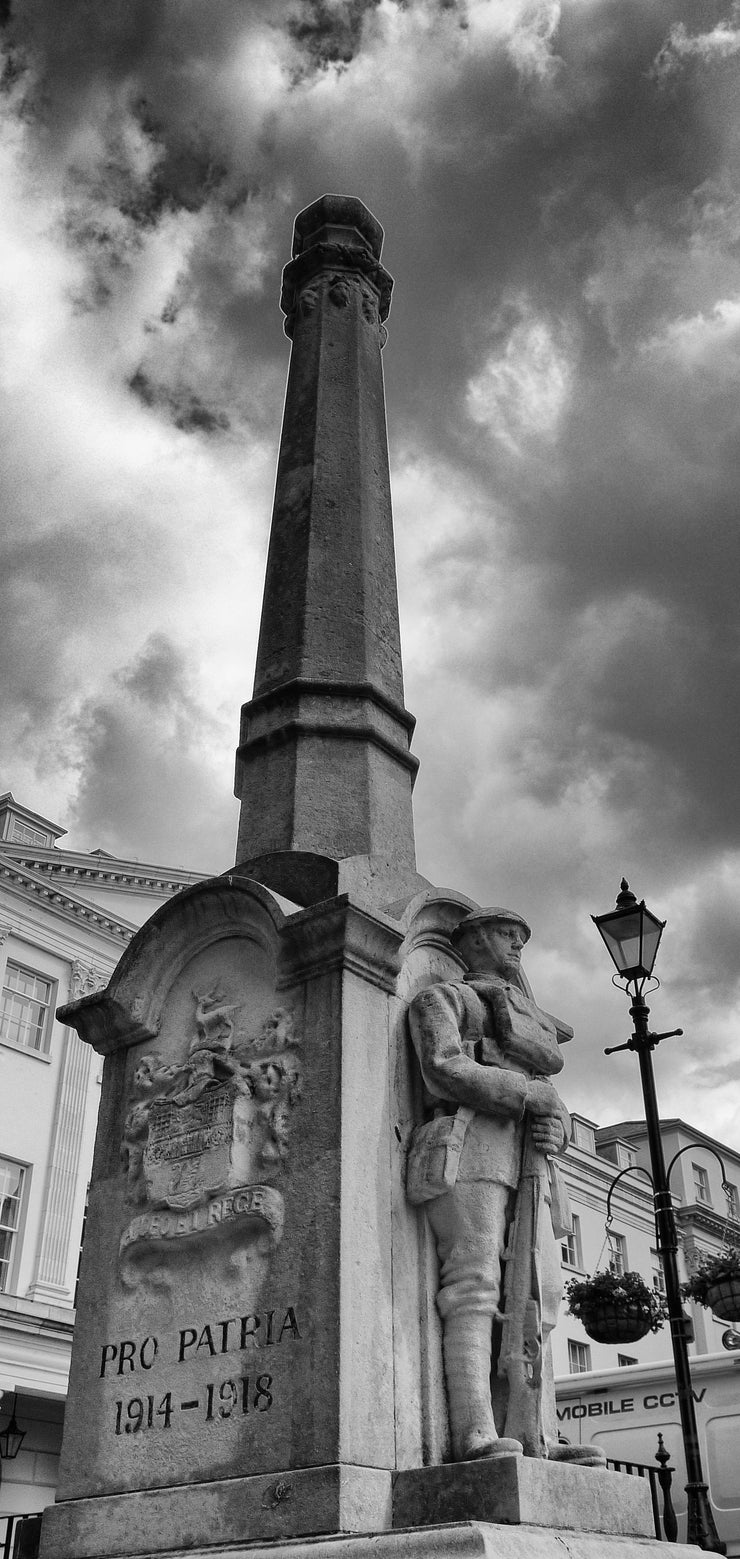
[607, 1433, 678, 1543]
[0, 1511, 43, 1559]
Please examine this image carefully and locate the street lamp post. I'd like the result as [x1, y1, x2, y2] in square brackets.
[593, 880, 726, 1554]
[0, 1393, 26, 1488]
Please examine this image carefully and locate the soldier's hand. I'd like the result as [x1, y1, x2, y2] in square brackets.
[529, 1115, 565, 1155]
[525, 1079, 563, 1117]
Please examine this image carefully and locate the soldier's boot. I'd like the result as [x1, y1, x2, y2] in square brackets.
[546, 1440, 607, 1467]
[443, 1312, 523, 1461]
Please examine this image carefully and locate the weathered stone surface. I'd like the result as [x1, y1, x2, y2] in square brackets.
[393, 1457, 653, 1535]
[41, 1518, 701, 1559]
[406, 909, 573, 1463]
[390, 889, 479, 1470]
[40, 1464, 393, 1559]
[49, 878, 405, 1519]
[233, 195, 426, 910]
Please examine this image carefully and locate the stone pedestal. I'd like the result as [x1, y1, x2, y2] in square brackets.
[41, 876, 408, 1558]
[40, 881, 700, 1559]
[42, 1457, 699, 1559]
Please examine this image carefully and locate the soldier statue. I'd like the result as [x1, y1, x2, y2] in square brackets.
[407, 906, 604, 1466]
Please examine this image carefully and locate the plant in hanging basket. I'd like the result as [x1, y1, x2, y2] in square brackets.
[681, 1245, 740, 1321]
[565, 1269, 668, 1343]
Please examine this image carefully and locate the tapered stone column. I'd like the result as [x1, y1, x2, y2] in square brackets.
[235, 196, 429, 911]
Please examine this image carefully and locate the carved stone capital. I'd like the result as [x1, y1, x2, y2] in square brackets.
[281, 246, 393, 340]
[70, 961, 106, 1002]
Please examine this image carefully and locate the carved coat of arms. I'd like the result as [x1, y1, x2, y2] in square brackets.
[119, 990, 301, 1276]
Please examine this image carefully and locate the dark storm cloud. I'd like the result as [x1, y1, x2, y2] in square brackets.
[3, 0, 740, 1135]
[287, 0, 383, 72]
[128, 367, 230, 433]
[0, 523, 170, 724]
[71, 633, 236, 870]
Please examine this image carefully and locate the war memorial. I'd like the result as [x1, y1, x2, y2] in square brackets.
[38, 197, 699, 1559]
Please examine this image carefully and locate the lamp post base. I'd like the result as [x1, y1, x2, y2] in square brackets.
[687, 1483, 726, 1553]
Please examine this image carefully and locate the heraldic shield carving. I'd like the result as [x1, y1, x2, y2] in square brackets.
[119, 988, 301, 1284]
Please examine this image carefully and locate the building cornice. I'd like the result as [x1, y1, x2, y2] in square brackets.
[1, 843, 202, 896]
[599, 1118, 740, 1177]
[0, 853, 141, 944]
[676, 1201, 736, 1242]
[0, 1293, 75, 1339]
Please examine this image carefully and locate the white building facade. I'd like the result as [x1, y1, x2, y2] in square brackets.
[555, 1113, 740, 1553]
[0, 793, 201, 1535]
[2, 813, 740, 1551]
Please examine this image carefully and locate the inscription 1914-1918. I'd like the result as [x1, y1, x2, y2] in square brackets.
[113, 1374, 275, 1436]
[100, 1305, 301, 1438]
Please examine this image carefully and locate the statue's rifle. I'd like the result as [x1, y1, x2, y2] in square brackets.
[498, 1121, 547, 1457]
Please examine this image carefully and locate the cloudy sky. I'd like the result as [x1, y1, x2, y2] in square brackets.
[3, 0, 740, 1148]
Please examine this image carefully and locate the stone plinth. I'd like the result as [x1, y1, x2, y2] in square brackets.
[41, 1513, 700, 1559]
[393, 1456, 654, 1535]
[41, 876, 407, 1559]
[40, 1465, 393, 1558]
[41, 1451, 701, 1559]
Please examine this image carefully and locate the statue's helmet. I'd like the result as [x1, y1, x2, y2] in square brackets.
[450, 906, 531, 948]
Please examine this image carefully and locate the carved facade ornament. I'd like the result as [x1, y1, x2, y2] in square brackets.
[359, 283, 378, 325]
[281, 239, 392, 341]
[297, 285, 320, 318]
[70, 961, 106, 1001]
[119, 991, 302, 1284]
[328, 274, 352, 309]
[0, 920, 13, 946]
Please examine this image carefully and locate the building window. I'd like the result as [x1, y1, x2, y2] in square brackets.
[618, 1354, 638, 1367]
[692, 1164, 711, 1205]
[572, 1119, 596, 1153]
[0, 1158, 26, 1292]
[651, 1249, 666, 1295]
[568, 1339, 592, 1374]
[10, 819, 49, 846]
[724, 1182, 740, 1222]
[615, 1143, 636, 1170]
[607, 1231, 627, 1276]
[561, 1214, 582, 1269]
[0, 961, 53, 1053]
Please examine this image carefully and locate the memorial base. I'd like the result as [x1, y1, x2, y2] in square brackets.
[40, 1459, 701, 1559]
[39, 1519, 701, 1559]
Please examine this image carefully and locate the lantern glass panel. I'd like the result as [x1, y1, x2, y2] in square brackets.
[605, 910, 643, 974]
[641, 916, 663, 976]
[595, 901, 664, 979]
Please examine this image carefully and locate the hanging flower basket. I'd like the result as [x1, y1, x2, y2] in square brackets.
[565, 1270, 668, 1345]
[705, 1280, 740, 1322]
[580, 1302, 652, 1345]
[682, 1249, 740, 1322]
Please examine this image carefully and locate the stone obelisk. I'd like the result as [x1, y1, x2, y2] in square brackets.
[40, 197, 697, 1559]
[235, 194, 429, 913]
